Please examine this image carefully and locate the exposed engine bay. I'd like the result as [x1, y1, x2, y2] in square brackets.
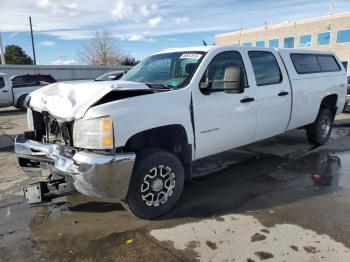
[31, 109, 74, 147]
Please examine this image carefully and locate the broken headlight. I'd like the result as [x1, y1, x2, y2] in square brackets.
[73, 116, 114, 149]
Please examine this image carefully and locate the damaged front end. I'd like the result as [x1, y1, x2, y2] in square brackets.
[16, 109, 135, 205]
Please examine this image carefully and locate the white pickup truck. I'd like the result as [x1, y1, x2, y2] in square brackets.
[15, 46, 347, 219]
[0, 73, 48, 110]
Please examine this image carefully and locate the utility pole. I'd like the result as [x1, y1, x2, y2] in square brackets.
[29, 17, 36, 65]
[0, 30, 5, 64]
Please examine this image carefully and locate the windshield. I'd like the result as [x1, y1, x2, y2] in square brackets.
[122, 52, 204, 88]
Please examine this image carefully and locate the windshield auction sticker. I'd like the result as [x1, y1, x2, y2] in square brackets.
[180, 53, 202, 60]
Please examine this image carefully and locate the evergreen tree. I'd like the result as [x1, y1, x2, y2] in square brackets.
[3, 45, 33, 65]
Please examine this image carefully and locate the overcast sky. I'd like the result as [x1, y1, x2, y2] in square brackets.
[1, 0, 350, 65]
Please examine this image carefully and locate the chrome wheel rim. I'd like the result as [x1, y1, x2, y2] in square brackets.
[141, 165, 175, 207]
[320, 116, 331, 139]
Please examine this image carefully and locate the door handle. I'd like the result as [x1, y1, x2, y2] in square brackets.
[240, 97, 254, 103]
[2, 90, 9, 93]
[278, 91, 289, 96]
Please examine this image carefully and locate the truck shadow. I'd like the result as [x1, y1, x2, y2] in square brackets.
[162, 149, 347, 220]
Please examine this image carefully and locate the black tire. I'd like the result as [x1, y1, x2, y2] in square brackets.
[125, 148, 185, 219]
[17, 95, 28, 111]
[306, 108, 334, 145]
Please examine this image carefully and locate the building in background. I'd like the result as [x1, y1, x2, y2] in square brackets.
[215, 12, 350, 74]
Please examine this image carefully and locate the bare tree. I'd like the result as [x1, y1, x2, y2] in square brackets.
[80, 31, 123, 65]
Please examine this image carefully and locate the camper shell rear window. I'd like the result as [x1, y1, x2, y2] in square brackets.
[291, 54, 341, 74]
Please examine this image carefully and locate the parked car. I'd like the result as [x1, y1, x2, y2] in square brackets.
[0, 73, 56, 110]
[94, 71, 126, 81]
[15, 46, 347, 219]
[345, 76, 350, 112]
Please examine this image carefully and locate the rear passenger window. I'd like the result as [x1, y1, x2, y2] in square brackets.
[0, 77, 5, 88]
[248, 51, 282, 86]
[317, 56, 341, 72]
[291, 54, 341, 74]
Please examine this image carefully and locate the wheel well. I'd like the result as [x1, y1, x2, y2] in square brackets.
[320, 94, 337, 116]
[124, 125, 192, 180]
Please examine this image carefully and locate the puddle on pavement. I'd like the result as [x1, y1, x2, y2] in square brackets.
[266, 150, 350, 189]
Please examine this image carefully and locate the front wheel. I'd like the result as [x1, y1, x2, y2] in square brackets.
[306, 108, 334, 145]
[125, 148, 185, 219]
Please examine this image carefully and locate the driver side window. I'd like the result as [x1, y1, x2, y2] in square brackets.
[202, 51, 247, 91]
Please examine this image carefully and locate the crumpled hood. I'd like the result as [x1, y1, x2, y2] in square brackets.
[28, 80, 152, 120]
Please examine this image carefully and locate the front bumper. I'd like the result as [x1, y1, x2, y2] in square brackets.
[15, 134, 135, 200]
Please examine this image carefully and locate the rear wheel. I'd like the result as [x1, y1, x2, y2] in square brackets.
[125, 148, 185, 219]
[17, 95, 28, 111]
[306, 108, 334, 145]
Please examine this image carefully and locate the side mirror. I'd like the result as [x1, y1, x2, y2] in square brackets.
[199, 78, 212, 95]
[223, 67, 243, 93]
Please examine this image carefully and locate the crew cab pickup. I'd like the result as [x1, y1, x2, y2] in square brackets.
[15, 46, 347, 219]
[0, 73, 55, 110]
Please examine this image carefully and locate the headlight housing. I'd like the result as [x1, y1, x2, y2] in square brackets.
[73, 116, 114, 149]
